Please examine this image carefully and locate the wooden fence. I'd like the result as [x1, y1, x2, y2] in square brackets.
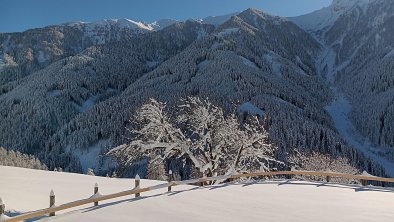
[2, 170, 394, 222]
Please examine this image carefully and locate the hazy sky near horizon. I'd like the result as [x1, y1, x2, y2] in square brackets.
[0, 0, 332, 33]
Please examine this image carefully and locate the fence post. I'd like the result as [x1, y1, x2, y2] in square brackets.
[326, 176, 331, 183]
[94, 183, 99, 206]
[135, 174, 140, 198]
[289, 167, 294, 180]
[360, 179, 367, 186]
[0, 198, 5, 216]
[168, 170, 173, 192]
[49, 190, 55, 217]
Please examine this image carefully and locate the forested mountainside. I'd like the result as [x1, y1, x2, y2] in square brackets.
[0, 0, 392, 178]
[0, 20, 215, 173]
[327, 0, 394, 150]
[0, 19, 154, 86]
[291, 0, 394, 163]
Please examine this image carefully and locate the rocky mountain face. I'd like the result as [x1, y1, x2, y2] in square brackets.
[0, 2, 391, 177]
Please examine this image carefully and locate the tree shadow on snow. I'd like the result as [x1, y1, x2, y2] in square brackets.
[4, 210, 47, 222]
[79, 186, 203, 214]
[54, 180, 393, 217]
[354, 186, 394, 193]
[205, 179, 394, 194]
[80, 193, 165, 214]
[208, 181, 236, 190]
[275, 180, 394, 193]
[167, 186, 200, 196]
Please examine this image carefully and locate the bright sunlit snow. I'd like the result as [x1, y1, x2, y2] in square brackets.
[0, 166, 393, 222]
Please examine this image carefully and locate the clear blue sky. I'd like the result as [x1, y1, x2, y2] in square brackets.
[0, 0, 332, 33]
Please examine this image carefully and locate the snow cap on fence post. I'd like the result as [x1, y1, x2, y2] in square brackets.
[360, 171, 371, 186]
[135, 174, 141, 198]
[168, 170, 173, 192]
[94, 183, 99, 206]
[289, 166, 297, 180]
[49, 189, 55, 217]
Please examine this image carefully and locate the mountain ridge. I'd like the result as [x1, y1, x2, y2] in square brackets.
[0, 3, 392, 179]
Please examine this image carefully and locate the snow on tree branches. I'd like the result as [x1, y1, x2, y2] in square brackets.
[0, 147, 47, 170]
[288, 151, 360, 183]
[109, 97, 279, 179]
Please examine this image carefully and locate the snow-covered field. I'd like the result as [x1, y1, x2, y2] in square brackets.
[1, 166, 394, 222]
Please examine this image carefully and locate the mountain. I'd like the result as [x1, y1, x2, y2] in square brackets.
[0, 20, 215, 173]
[0, 3, 391, 178]
[47, 8, 341, 175]
[0, 14, 225, 86]
[326, 0, 394, 162]
[290, 0, 394, 175]
[0, 18, 151, 87]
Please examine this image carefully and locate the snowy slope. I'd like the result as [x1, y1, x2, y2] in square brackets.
[199, 12, 238, 26]
[148, 19, 179, 30]
[289, 0, 372, 33]
[66, 18, 153, 31]
[307, 0, 394, 177]
[66, 13, 235, 32]
[1, 166, 394, 222]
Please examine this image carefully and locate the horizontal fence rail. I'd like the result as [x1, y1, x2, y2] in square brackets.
[3, 170, 394, 222]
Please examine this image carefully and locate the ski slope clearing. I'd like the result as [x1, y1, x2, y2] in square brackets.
[1, 166, 394, 222]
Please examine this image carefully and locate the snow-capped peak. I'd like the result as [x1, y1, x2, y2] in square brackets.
[239, 8, 271, 19]
[66, 18, 153, 31]
[148, 19, 179, 30]
[116, 18, 153, 30]
[289, 0, 373, 32]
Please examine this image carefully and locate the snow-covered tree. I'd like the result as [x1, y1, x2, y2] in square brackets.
[87, 168, 95, 176]
[0, 147, 47, 170]
[288, 151, 360, 183]
[146, 158, 168, 181]
[109, 97, 278, 180]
